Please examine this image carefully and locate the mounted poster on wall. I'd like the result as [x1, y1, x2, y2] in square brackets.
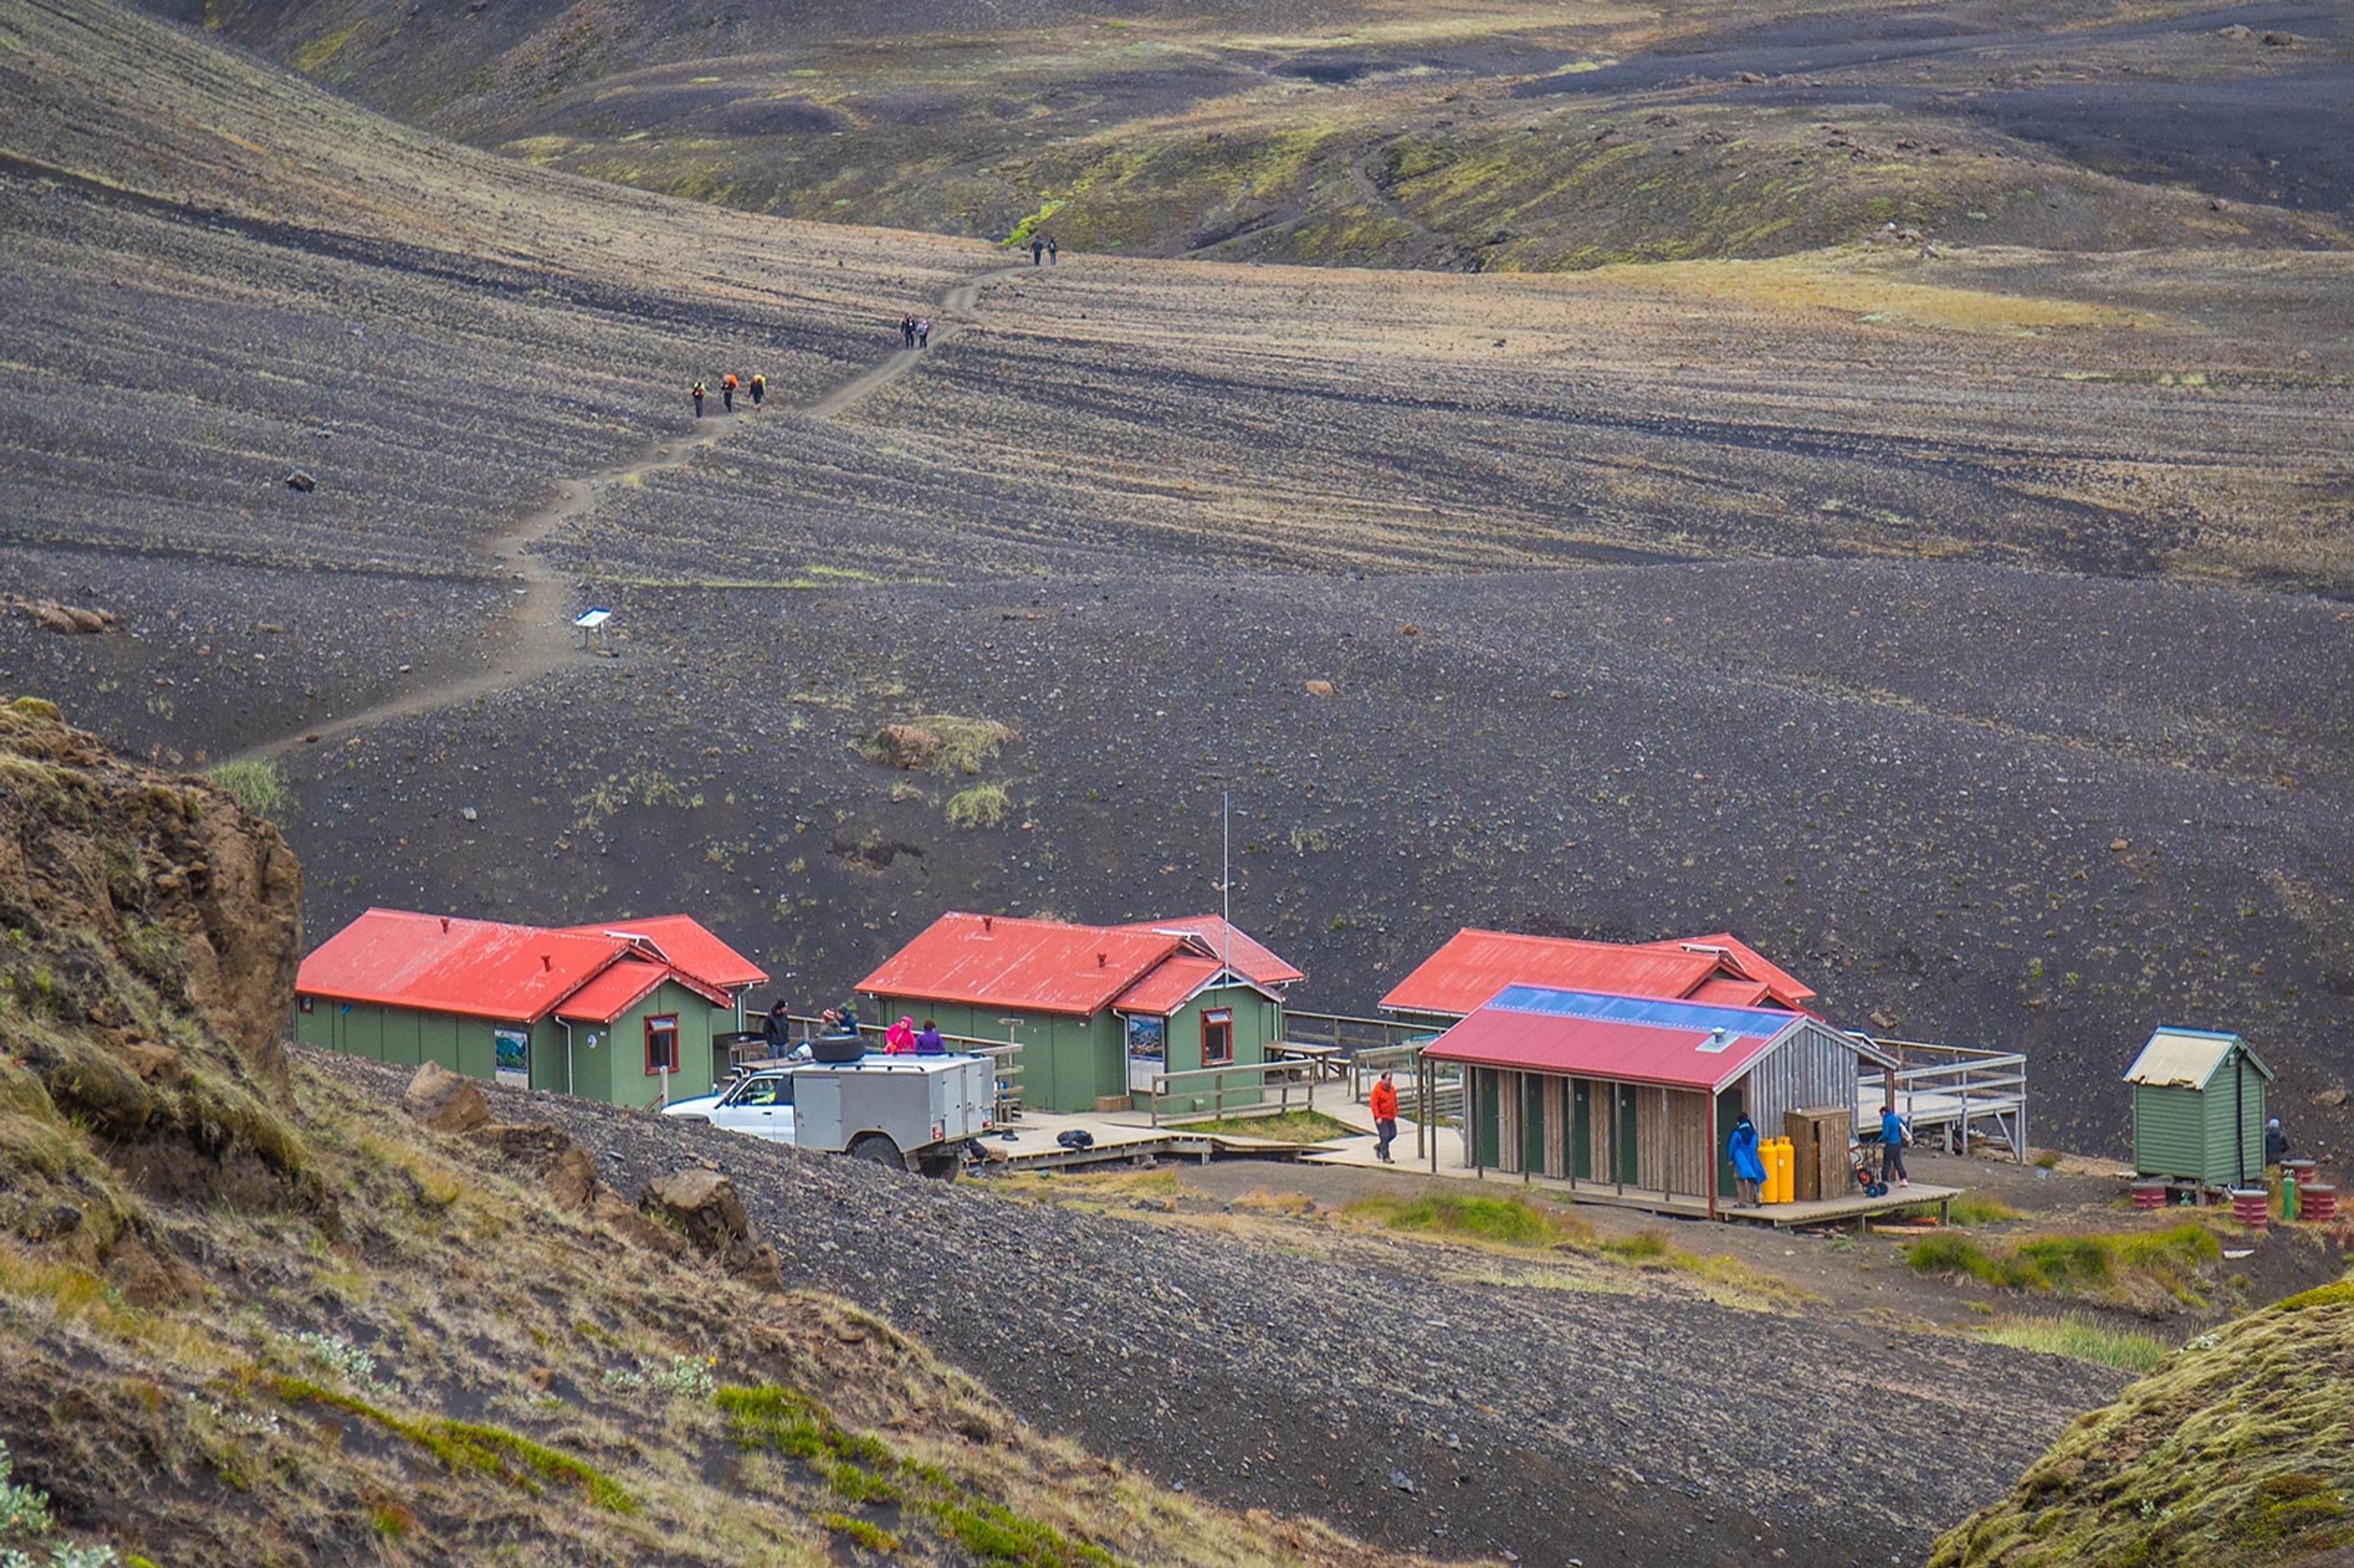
[1125, 1013, 1166, 1092]
[493, 1027, 528, 1088]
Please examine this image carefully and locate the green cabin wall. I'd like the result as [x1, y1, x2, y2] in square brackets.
[2132, 1052, 2270, 1187]
[867, 998, 1117, 1114]
[291, 981, 723, 1108]
[1148, 986, 1279, 1114]
[868, 988, 1281, 1114]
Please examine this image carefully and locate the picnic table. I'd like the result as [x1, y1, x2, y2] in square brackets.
[1268, 1042, 1347, 1081]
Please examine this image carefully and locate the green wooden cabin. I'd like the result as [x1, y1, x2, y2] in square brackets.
[858, 912, 1300, 1116]
[294, 908, 766, 1110]
[2126, 1027, 2273, 1189]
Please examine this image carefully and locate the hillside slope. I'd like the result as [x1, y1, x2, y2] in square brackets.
[1930, 1276, 2354, 1567]
[177, 0, 2353, 268]
[0, 695, 1425, 1566]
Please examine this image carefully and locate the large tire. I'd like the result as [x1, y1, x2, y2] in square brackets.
[917, 1151, 961, 1182]
[847, 1133, 905, 1171]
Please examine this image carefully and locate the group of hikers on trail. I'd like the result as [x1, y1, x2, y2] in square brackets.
[690, 370, 766, 417]
[898, 315, 932, 350]
[1029, 234, 1058, 266]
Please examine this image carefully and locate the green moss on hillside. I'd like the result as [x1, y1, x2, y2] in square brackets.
[1930, 1281, 2354, 1567]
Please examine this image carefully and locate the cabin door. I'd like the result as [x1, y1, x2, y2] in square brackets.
[1715, 1084, 1745, 1198]
[1613, 1084, 1640, 1185]
[1571, 1079, 1593, 1179]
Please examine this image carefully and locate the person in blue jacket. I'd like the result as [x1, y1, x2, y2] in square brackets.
[1880, 1104, 1911, 1189]
[1727, 1113, 1766, 1207]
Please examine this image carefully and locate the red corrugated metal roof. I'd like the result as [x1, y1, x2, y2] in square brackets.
[1113, 954, 1224, 1015]
[858, 913, 1181, 1016]
[555, 915, 767, 992]
[1380, 927, 1815, 1016]
[1113, 916, 1304, 987]
[556, 959, 673, 1023]
[297, 908, 628, 1022]
[1689, 976, 1773, 1007]
[1380, 929, 1720, 1017]
[1650, 933, 1815, 1008]
[1423, 988, 1800, 1090]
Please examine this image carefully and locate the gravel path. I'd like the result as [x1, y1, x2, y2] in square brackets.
[307, 1050, 2122, 1567]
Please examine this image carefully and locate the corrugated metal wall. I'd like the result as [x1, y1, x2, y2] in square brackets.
[1745, 1021, 1870, 1128]
[2135, 1083, 2207, 1181]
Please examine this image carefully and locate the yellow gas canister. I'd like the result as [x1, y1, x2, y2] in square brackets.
[1760, 1137, 1779, 1203]
[1772, 1138, 1793, 1203]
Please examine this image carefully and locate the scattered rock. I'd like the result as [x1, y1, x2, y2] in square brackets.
[284, 470, 316, 493]
[401, 1060, 490, 1134]
[1398, 623, 1421, 637]
[641, 1167, 783, 1289]
[2314, 1086, 2349, 1108]
[1304, 680, 1335, 698]
[8, 597, 116, 635]
[2109, 837, 2130, 852]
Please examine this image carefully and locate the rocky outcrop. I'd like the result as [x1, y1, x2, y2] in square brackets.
[0, 696, 312, 1272]
[642, 1167, 783, 1290]
[402, 1060, 491, 1133]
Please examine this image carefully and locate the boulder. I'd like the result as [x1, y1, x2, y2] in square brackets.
[869, 723, 940, 771]
[402, 1061, 490, 1134]
[595, 1186, 686, 1258]
[641, 1168, 782, 1290]
[284, 470, 316, 492]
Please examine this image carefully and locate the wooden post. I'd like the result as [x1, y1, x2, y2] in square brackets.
[1706, 1081, 1719, 1222]
[1611, 1081, 1622, 1197]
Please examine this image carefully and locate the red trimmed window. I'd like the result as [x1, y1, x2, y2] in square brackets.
[645, 1014, 680, 1075]
[1201, 1008, 1233, 1067]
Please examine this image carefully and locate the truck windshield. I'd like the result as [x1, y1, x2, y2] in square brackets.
[729, 1075, 794, 1108]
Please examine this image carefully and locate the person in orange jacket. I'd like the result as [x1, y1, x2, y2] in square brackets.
[721, 371, 739, 413]
[1369, 1070, 1400, 1163]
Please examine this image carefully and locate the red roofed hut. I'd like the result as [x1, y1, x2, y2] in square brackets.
[857, 913, 1300, 1114]
[1423, 986, 1894, 1216]
[294, 908, 766, 1106]
[1381, 927, 1816, 1027]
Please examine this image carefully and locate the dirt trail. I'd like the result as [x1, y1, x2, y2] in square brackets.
[244, 262, 1027, 761]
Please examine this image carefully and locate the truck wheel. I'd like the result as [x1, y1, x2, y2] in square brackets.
[917, 1152, 961, 1182]
[847, 1133, 905, 1171]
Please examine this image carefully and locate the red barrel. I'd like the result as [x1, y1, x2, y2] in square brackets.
[2231, 1187, 2271, 1229]
[2299, 1183, 2336, 1224]
[2131, 1181, 2167, 1211]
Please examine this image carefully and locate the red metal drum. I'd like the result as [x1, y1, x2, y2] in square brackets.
[2231, 1188, 2271, 1229]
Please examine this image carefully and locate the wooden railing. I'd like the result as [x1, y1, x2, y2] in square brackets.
[1145, 1061, 1321, 1127]
[1856, 1036, 2028, 1161]
[1282, 1010, 1434, 1056]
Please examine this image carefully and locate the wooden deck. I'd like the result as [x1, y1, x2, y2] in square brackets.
[979, 1109, 1315, 1171]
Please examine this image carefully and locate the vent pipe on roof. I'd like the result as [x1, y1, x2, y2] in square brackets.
[1098, 951, 1108, 968]
[542, 954, 552, 971]
[441, 916, 451, 933]
[982, 915, 993, 934]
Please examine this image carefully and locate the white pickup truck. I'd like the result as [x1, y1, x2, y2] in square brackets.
[662, 1053, 996, 1178]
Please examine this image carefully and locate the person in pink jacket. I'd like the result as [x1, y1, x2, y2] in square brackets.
[884, 1016, 918, 1054]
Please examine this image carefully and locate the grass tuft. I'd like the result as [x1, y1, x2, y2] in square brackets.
[1974, 1313, 2173, 1374]
[945, 783, 1010, 829]
[1946, 1192, 2026, 1226]
[1346, 1192, 1588, 1249]
[203, 758, 294, 820]
[1171, 1109, 1356, 1142]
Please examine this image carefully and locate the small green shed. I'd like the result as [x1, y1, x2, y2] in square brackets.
[2125, 1026, 2274, 1189]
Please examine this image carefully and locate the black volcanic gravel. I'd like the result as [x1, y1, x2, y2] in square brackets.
[305, 1048, 2122, 1568]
